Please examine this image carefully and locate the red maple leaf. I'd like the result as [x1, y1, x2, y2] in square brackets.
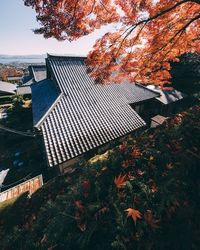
[125, 208, 142, 225]
[114, 174, 127, 189]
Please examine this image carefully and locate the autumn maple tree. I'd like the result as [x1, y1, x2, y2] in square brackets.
[0, 67, 23, 81]
[24, 0, 200, 85]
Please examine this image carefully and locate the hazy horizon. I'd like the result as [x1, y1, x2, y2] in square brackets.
[0, 53, 86, 57]
[0, 54, 46, 57]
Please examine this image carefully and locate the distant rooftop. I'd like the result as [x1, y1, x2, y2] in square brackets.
[0, 80, 17, 95]
[7, 76, 23, 81]
[29, 65, 47, 82]
[147, 85, 187, 104]
[17, 85, 32, 95]
[22, 64, 46, 86]
[17, 64, 47, 95]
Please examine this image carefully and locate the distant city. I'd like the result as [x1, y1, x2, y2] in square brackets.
[0, 54, 46, 64]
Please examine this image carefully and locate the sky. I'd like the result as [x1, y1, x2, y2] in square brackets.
[0, 0, 112, 56]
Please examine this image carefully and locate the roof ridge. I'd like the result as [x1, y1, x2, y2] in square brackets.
[29, 64, 46, 67]
[47, 53, 86, 60]
[135, 83, 161, 96]
[31, 78, 50, 87]
[17, 85, 30, 88]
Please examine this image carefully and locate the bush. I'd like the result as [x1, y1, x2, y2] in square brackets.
[0, 106, 200, 250]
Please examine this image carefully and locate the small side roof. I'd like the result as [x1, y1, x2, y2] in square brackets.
[0, 81, 17, 94]
[151, 115, 168, 125]
[17, 86, 32, 95]
[29, 65, 47, 82]
[147, 85, 187, 104]
[108, 83, 160, 104]
[7, 76, 23, 81]
[31, 79, 60, 126]
[22, 75, 33, 85]
[22, 65, 47, 87]
[19, 65, 47, 95]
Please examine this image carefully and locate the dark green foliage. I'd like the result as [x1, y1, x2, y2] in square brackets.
[171, 53, 200, 80]
[0, 106, 200, 249]
[170, 52, 200, 100]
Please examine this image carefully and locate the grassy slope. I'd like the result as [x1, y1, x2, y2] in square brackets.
[0, 106, 200, 250]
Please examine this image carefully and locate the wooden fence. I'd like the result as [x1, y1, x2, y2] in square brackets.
[0, 174, 43, 203]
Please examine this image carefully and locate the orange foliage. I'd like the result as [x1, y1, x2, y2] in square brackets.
[114, 174, 127, 188]
[25, 0, 200, 85]
[125, 207, 142, 224]
[0, 67, 23, 81]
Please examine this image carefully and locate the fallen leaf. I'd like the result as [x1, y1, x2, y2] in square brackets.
[131, 148, 141, 159]
[149, 156, 154, 161]
[74, 200, 84, 210]
[40, 234, 48, 245]
[136, 169, 145, 176]
[114, 174, 126, 189]
[125, 208, 142, 225]
[122, 160, 135, 168]
[78, 223, 86, 232]
[144, 210, 160, 229]
[119, 144, 127, 152]
[95, 207, 109, 220]
[166, 163, 173, 170]
[82, 180, 90, 197]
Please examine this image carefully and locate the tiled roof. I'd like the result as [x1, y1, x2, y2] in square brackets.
[106, 83, 159, 104]
[31, 65, 46, 82]
[33, 55, 158, 167]
[0, 81, 17, 94]
[22, 75, 32, 84]
[7, 76, 23, 81]
[31, 79, 60, 126]
[17, 86, 32, 95]
[17, 76, 33, 95]
[22, 65, 46, 85]
[151, 115, 168, 125]
[147, 85, 187, 104]
[19, 65, 47, 95]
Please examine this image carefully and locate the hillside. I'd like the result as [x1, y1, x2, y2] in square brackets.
[0, 105, 200, 250]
